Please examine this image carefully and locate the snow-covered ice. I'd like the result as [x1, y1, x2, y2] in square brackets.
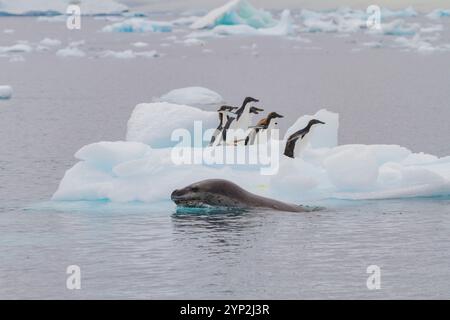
[0, 85, 13, 99]
[156, 87, 224, 108]
[126, 102, 217, 148]
[0, 0, 127, 16]
[53, 98, 450, 203]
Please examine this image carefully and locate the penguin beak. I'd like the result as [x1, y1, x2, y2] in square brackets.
[276, 113, 284, 118]
[318, 120, 325, 124]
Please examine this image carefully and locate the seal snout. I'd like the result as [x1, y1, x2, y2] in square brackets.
[171, 189, 183, 200]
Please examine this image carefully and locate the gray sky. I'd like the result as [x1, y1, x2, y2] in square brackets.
[121, 0, 448, 12]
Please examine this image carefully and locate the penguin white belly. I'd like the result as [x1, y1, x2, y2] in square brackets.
[293, 126, 316, 157]
[227, 114, 251, 145]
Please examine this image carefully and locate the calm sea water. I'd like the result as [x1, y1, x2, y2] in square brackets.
[1, 17, 450, 299]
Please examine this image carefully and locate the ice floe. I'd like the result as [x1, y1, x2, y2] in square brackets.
[102, 18, 172, 33]
[99, 49, 159, 59]
[0, 43, 32, 53]
[0, 0, 127, 16]
[53, 98, 450, 203]
[56, 46, 86, 58]
[156, 87, 224, 108]
[40, 38, 61, 47]
[0, 85, 13, 99]
[132, 42, 148, 48]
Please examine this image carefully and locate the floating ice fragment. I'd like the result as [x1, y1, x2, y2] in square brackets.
[0, 85, 13, 99]
[102, 18, 172, 33]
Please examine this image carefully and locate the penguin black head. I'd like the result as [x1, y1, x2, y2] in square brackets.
[267, 112, 284, 120]
[243, 97, 259, 105]
[308, 119, 325, 126]
[250, 106, 264, 114]
[218, 105, 237, 112]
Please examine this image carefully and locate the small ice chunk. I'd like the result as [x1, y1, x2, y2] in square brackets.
[0, 43, 32, 53]
[102, 18, 172, 33]
[132, 42, 148, 48]
[183, 38, 206, 46]
[56, 47, 86, 58]
[0, 85, 13, 99]
[40, 38, 61, 46]
[427, 9, 450, 20]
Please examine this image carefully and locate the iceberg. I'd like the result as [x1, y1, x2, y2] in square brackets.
[0, 85, 12, 99]
[156, 87, 224, 108]
[102, 18, 172, 33]
[0, 0, 127, 16]
[53, 98, 450, 204]
[190, 0, 276, 30]
[188, 9, 293, 37]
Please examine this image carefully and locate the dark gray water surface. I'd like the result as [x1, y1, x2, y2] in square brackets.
[1, 16, 450, 299]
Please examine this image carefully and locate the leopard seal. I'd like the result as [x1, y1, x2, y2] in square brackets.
[171, 179, 319, 213]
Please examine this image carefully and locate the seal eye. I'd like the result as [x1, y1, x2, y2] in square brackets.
[191, 187, 199, 192]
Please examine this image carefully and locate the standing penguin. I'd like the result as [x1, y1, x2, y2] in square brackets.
[284, 119, 325, 158]
[209, 105, 238, 146]
[245, 112, 284, 145]
[222, 97, 260, 143]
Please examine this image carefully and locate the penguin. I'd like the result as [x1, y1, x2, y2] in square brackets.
[222, 97, 260, 143]
[231, 106, 264, 145]
[284, 119, 325, 158]
[245, 112, 284, 145]
[209, 105, 238, 146]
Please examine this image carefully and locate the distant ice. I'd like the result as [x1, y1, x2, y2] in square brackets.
[156, 87, 224, 108]
[427, 9, 450, 20]
[56, 47, 86, 58]
[40, 38, 61, 46]
[394, 35, 447, 54]
[53, 99, 450, 203]
[190, 0, 276, 30]
[0, 0, 127, 16]
[0, 85, 13, 99]
[0, 43, 32, 53]
[132, 42, 148, 48]
[3, 28, 14, 33]
[99, 50, 159, 59]
[183, 38, 206, 46]
[189, 9, 294, 37]
[102, 18, 172, 33]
